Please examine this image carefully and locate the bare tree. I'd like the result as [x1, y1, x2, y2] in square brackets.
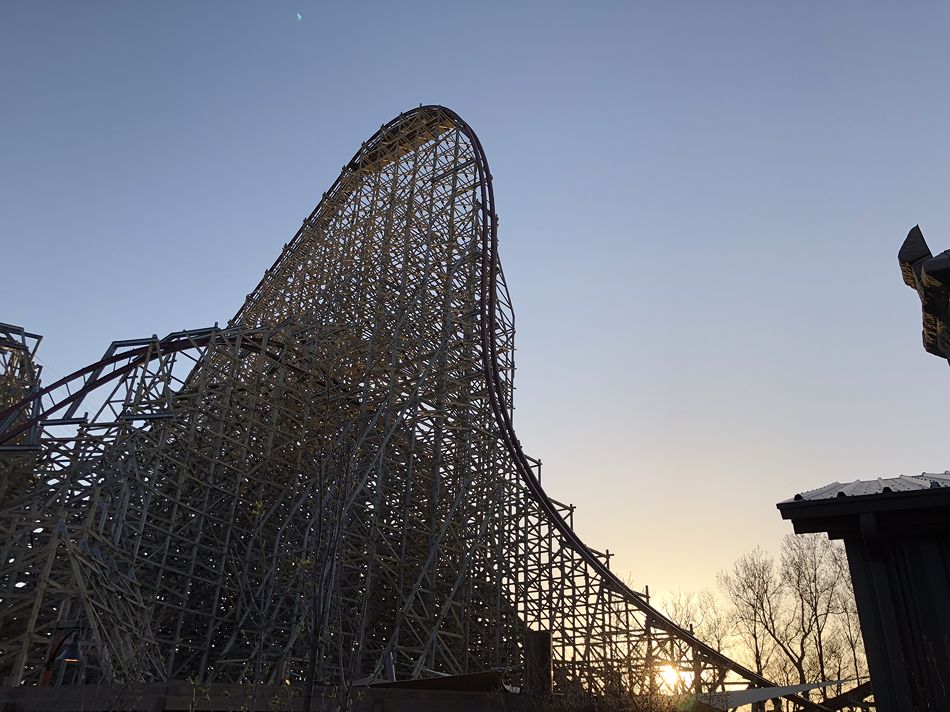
[715, 534, 867, 701]
[717, 547, 777, 678]
[780, 534, 845, 698]
[661, 589, 731, 655]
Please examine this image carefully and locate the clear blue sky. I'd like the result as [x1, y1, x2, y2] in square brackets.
[3, 1, 950, 592]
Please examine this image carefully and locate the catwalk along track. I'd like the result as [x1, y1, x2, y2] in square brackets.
[0, 106, 817, 708]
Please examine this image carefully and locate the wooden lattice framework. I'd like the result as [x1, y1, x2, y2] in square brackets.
[0, 106, 817, 706]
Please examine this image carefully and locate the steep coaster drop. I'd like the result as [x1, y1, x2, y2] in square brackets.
[0, 106, 819, 708]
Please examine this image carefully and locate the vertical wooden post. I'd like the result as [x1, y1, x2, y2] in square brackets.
[525, 629, 553, 697]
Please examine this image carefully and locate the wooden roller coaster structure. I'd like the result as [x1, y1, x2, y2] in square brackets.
[0, 106, 820, 708]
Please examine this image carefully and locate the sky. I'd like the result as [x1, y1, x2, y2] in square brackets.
[3, 1, 950, 596]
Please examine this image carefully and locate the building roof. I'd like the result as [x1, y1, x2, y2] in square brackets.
[784, 472, 950, 503]
[777, 471, 950, 538]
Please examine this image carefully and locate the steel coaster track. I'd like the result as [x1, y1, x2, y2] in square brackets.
[0, 105, 826, 709]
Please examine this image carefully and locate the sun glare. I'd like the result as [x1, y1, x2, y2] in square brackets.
[658, 663, 696, 692]
[659, 664, 681, 689]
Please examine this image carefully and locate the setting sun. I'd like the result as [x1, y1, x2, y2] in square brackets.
[659, 664, 680, 690]
[658, 663, 695, 692]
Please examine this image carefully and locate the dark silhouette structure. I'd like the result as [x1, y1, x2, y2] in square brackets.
[779, 473, 950, 712]
[899, 224, 950, 360]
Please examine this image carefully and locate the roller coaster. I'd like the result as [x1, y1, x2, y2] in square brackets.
[0, 106, 821, 708]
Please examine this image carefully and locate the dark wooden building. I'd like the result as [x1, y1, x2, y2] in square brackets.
[778, 472, 950, 712]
